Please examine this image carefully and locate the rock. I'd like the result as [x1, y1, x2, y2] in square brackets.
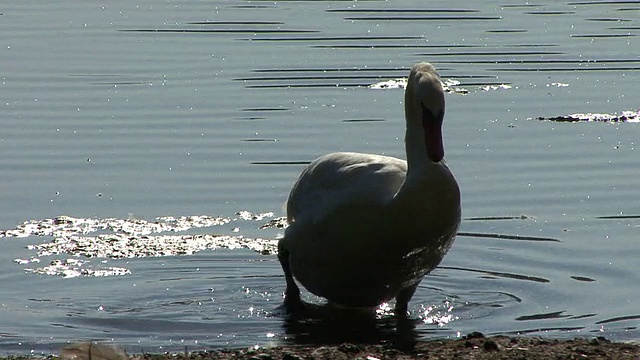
[282, 353, 302, 360]
[338, 343, 362, 353]
[483, 339, 499, 351]
[464, 331, 485, 339]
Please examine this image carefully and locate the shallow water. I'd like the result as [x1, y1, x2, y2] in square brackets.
[1, 0, 639, 355]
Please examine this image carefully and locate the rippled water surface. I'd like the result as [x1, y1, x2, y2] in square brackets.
[1, 0, 639, 355]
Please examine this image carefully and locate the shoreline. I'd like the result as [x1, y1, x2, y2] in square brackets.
[5, 334, 639, 360]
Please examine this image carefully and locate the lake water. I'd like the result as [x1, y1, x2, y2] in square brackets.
[1, 0, 639, 355]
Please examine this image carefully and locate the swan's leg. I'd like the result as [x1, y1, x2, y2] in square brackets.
[395, 283, 419, 316]
[277, 242, 301, 305]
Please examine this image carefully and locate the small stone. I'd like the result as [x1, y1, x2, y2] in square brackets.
[464, 332, 485, 339]
[338, 343, 362, 353]
[383, 348, 405, 357]
[483, 339, 499, 351]
[282, 353, 302, 360]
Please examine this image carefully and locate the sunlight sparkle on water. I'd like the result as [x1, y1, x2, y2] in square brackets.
[375, 302, 394, 318]
[4, 212, 280, 277]
[419, 301, 457, 327]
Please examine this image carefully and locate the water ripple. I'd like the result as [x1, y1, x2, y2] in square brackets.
[439, 266, 550, 283]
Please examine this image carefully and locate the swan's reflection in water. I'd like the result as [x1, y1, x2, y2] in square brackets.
[278, 301, 421, 350]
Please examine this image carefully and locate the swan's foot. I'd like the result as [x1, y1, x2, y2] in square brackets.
[394, 283, 419, 317]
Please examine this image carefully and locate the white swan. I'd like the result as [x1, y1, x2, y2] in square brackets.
[278, 63, 461, 314]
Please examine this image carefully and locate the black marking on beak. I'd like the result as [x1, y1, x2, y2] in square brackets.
[421, 103, 443, 125]
[421, 103, 435, 123]
[420, 103, 444, 162]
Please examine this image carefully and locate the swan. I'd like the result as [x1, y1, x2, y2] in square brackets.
[278, 62, 461, 314]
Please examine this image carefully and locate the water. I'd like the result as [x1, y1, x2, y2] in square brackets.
[1, 0, 639, 355]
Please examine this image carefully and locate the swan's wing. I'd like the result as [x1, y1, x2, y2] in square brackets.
[286, 152, 407, 224]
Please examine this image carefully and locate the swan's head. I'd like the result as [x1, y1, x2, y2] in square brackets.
[405, 62, 446, 163]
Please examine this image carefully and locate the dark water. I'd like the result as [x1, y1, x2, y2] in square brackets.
[1, 0, 639, 355]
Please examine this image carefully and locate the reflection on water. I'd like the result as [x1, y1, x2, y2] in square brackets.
[538, 110, 640, 123]
[276, 296, 462, 347]
[277, 302, 416, 347]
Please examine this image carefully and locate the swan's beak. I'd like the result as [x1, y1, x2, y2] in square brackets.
[421, 106, 444, 162]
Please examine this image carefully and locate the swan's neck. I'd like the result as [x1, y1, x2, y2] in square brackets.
[397, 96, 454, 201]
[403, 102, 436, 175]
[394, 124, 459, 234]
[405, 122, 426, 172]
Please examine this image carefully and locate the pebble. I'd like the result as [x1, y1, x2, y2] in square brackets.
[282, 353, 302, 360]
[483, 339, 499, 351]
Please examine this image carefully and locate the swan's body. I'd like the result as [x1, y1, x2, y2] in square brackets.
[278, 63, 461, 313]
